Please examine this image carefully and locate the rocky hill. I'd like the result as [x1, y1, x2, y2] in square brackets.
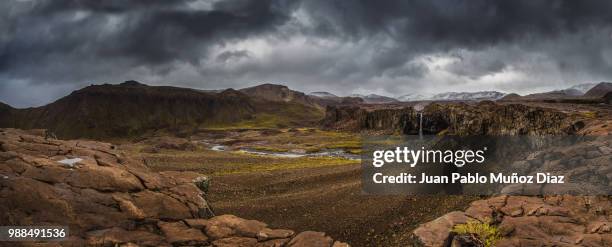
[308, 92, 365, 106]
[240, 84, 364, 108]
[323, 102, 583, 135]
[0, 128, 349, 247]
[570, 83, 599, 94]
[309, 92, 339, 99]
[240, 84, 320, 107]
[585, 82, 612, 98]
[522, 89, 583, 100]
[0, 81, 324, 139]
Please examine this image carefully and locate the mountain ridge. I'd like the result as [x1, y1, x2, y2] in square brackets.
[0, 81, 324, 138]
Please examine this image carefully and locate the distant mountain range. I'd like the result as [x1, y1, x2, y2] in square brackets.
[397, 93, 429, 102]
[431, 91, 506, 101]
[382, 91, 506, 102]
[345, 82, 610, 102]
[504, 82, 612, 101]
[347, 94, 399, 104]
[1, 80, 610, 138]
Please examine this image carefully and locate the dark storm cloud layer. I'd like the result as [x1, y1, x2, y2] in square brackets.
[306, 1, 612, 44]
[1, 0, 294, 76]
[1, 0, 612, 107]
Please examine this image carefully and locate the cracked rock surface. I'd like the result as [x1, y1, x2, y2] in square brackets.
[412, 195, 612, 246]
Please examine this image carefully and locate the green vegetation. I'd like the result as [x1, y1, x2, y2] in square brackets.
[324, 140, 361, 150]
[135, 148, 358, 175]
[582, 111, 597, 119]
[221, 128, 362, 154]
[452, 220, 502, 247]
[126, 127, 362, 176]
[247, 146, 290, 153]
[205, 102, 325, 130]
[205, 113, 291, 130]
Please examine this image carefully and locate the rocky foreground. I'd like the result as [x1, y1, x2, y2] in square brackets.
[0, 128, 348, 247]
[410, 137, 612, 246]
[412, 195, 612, 246]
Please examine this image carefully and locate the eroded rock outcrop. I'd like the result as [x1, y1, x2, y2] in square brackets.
[411, 195, 612, 246]
[0, 128, 346, 246]
[500, 136, 612, 195]
[323, 102, 582, 135]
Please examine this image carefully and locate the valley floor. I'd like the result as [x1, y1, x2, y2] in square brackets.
[119, 102, 611, 246]
[209, 165, 477, 246]
[123, 128, 478, 246]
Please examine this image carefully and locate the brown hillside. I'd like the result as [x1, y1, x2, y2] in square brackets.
[0, 81, 323, 139]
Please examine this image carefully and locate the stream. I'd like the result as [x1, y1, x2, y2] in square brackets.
[204, 141, 360, 160]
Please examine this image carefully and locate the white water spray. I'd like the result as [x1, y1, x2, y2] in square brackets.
[418, 112, 423, 138]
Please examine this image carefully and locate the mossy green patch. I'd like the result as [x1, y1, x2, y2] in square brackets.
[247, 146, 290, 153]
[452, 219, 502, 247]
[582, 111, 597, 119]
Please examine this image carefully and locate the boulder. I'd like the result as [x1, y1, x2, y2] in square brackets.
[212, 237, 258, 247]
[411, 211, 470, 247]
[287, 231, 334, 247]
[257, 228, 295, 241]
[204, 214, 267, 239]
[157, 221, 208, 245]
[256, 238, 291, 247]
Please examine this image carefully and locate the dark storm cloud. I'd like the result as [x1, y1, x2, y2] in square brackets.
[216, 50, 251, 62]
[302, 0, 612, 44]
[298, 0, 612, 73]
[1, 0, 612, 107]
[0, 0, 294, 74]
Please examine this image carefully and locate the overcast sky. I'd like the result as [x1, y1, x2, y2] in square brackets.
[2, 0, 612, 107]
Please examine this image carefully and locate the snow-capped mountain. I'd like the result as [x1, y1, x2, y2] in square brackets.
[430, 91, 506, 101]
[397, 91, 505, 102]
[568, 83, 598, 94]
[349, 94, 399, 104]
[397, 93, 430, 102]
[308, 91, 339, 99]
[522, 83, 600, 99]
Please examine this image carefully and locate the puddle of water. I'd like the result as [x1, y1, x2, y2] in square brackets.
[238, 148, 306, 158]
[239, 148, 360, 160]
[211, 145, 227, 151]
[309, 150, 361, 160]
[58, 158, 83, 167]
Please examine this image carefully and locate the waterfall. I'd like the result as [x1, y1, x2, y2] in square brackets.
[418, 112, 423, 138]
